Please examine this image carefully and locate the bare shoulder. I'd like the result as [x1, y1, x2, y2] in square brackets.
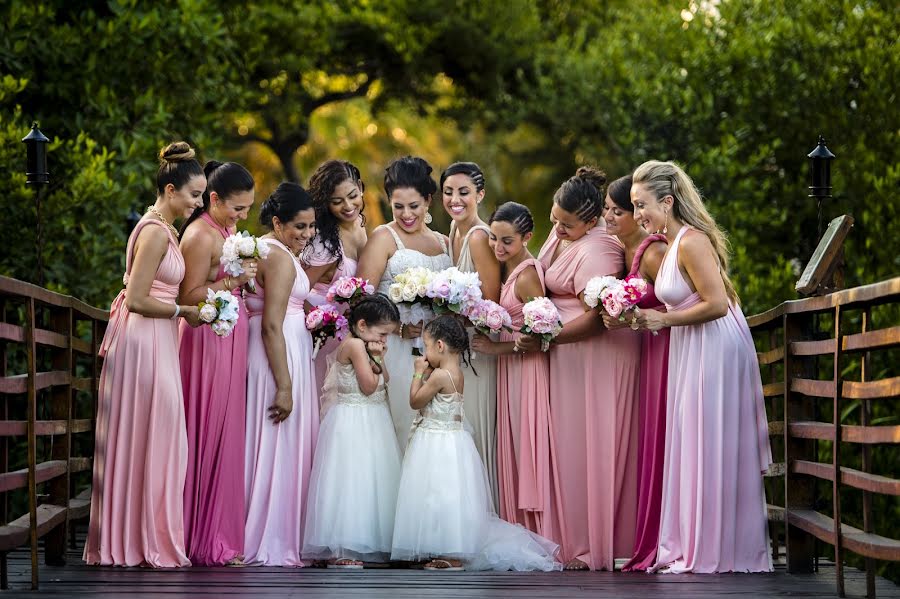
[180, 220, 215, 251]
[641, 240, 668, 273]
[135, 220, 170, 249]
[517, 264, 542, 287]
[678, 229, 717, 266]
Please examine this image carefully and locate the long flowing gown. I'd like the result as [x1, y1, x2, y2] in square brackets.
[374, 224, 452, 449]
[243, 238, 319, 566]
[652, 226, 772, 573]
[302, 360, 402, 561]
[449, 222, 499, 511]
[621, 234, 670, 572]
[496, 258, 553, 537]
[177, 212, 247, 565]
[538, 224, 641, 571]
[84, 219, 190, 567]
[391, 370, 562, 572]
[305, 236, 358, 413]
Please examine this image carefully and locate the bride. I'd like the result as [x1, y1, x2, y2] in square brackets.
[356, 156, 452, 448]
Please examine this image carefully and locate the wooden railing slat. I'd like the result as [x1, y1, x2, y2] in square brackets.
[762, 382, 785, 397]
[790, 338, 836, 356]
[68, 456, 92, 473]
[0, 322, 24, 343]
[33, 328, 68, 349]
[0, 504, 68, 552]
[843, 377, 900, 400]
[0, 460, 67, 493]
[790, 378, 834, 398]
[71, 337, 92, 354]
[792, 460, 900, 496]
[790, 421, 900, 444]
[843, 326, 900, 353]
[757, 346, 785, 365]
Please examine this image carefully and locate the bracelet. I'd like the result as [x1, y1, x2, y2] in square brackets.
[224, 276, 233, 291]
[399, 323, 404, 338]
[171, 304, 181, 319]
[412, 372, 424, 380]
[371, 356, 383, 365]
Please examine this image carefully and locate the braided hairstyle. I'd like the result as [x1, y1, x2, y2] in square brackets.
[347, 293, 400, 375]
[439, 161, 485, 193]
[424, 315, 475, 372]
[304, 159, 366, 267]
[489, 201, 534, 235]
[156, 141, 203, 195]
[181, 160, 255, 234]
[553, 166, 608, 222]
[384, 156, 438, 200]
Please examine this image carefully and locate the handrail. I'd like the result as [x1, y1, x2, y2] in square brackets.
[0, 275, 107, 590]
[749, 275, 900, 599]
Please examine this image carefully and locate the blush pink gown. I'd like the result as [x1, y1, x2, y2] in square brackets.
[177, 213, 247, 565]
[84, 219, 190, 567]
[538, 224, 641, 571]
[652, 226, 772, 573]
[621, 234, 670, 572]
[496, 258, 554, 537]
[243, 238, 319, 566]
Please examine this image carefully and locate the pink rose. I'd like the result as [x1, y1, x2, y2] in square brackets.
[306, 309, 324, 329]
[335, 277, 359, 299]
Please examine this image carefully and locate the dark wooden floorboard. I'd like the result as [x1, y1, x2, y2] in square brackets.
[2, 542, 897, 598]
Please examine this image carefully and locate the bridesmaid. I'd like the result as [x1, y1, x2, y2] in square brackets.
[441, 161, 500, 508]
[471, 202, 553, 537]
[243, 183, 320, 566]
[177, 160, 255, 566]
[84, 142, 203, 567]
[632, 160, 772, 573]
[303, 159, 368, 408]
[600, 175, 670, 572]
[525, 167, 641, 571]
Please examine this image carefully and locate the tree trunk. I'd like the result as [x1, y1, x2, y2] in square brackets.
[274, 143, 301, 183]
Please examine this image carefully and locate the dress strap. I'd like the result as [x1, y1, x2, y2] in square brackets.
[433, 230, 449, 255]
[628, 234, 668, 278]
[199, 211, 233, 239]
[123, 219, 176, 285]
[442, 368, 459, 394]
[378, 224, 405, 251]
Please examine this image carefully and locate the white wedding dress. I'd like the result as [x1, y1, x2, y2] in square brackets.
[375, 225, 452, 449]
[391, 369, 561, 571]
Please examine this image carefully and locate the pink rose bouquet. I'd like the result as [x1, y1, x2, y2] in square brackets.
[520, 296, 563, 352]
[466, 299, 513, 336]
[426, 267, 483, 315]
[325, 276, 375, 306]
[305, 303, 349, 358]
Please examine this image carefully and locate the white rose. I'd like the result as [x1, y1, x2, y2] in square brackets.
[237, 236, 257, 257]
[401, 282, 418, 302]
[388, 284, 403, 303]
[199, 303, 218, 323]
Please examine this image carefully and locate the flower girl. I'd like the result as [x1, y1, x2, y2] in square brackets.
[391, 315, 562, 572]
[302, 294, 403, 568]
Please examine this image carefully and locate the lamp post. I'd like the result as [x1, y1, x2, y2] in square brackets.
[22, 122, 50, 286]
[808, 135, 835, 239]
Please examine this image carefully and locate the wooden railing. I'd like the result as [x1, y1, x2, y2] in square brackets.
[0, 276, 107, 590]
[750, 277, 900, 598]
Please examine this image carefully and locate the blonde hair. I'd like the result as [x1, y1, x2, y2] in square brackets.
[632, 160, 738, 302]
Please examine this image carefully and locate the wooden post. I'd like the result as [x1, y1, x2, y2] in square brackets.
[45, 306, 72, 566]
[832, 305, 845, 597]
[25, 299, 38, 590]
[860, 308, 875, 599]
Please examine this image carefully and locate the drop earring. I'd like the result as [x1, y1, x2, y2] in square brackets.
[424, 212, 433, 225]
[663, 209, 669, 235]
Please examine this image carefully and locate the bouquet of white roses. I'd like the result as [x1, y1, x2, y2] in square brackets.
[198, 288, 240, 337]
[425, 267, 483, 316]
[221, 231, 270, 293]
[388, 266, 438, 354]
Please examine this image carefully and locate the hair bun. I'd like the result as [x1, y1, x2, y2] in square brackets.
[575, 165, 608, 191]
[159, 141, 196, 163]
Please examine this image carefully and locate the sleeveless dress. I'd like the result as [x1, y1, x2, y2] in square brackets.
[177, 212, 247, 565]
[302, 360, 402, 562]
[305, 236, 359, 413]
[374, 224, 452, 449]
[496, 258, 553, 538]
[652, 226, 772, 573]
[391, 370, 562, 571]
[449, 222, 499, 511]
[621, 234, 670, 572]
[538, 224, 641, 571]
[84, 219, 190, 567]
[243, 238, 319, 566]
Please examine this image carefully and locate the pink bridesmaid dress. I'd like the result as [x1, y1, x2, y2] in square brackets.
[621, 234, 670, 572]
[243, 238, 319, 566]
[652, 226, 772, 573]
[496, 258, 554, 537]
[538, 224, 641, 571]
[177, 213, 247, 565]
[84, 219, 190, 567]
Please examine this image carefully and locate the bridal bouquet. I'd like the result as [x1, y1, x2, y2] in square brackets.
[221, 231, 270, 293]
[520, 297, 563, 352]
[466, 299, 513, 336]
[198, 288, 240, 337]
[325, 276, 375, 306]
[584, 275, 651, 333]
[306, 303, 349, 359]
[425, 267, 483, 315]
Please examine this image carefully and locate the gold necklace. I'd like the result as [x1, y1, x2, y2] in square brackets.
[146, 205, 180, 239]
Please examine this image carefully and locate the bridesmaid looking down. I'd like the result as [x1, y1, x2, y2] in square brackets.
[177, 160, 255, 566]
[243, 183, 320, 566]
[631, 160, 772, 573]
[84, 141, 203, 568]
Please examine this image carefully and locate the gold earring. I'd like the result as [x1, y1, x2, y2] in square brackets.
[663, 209, 669, 234]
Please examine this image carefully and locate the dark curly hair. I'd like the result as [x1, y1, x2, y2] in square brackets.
[553, 165, 607, 222]
[348, 293, 400, 375]
[304, 159, 366, 267]
[424, 315, 474, 372]
[439, 161, 485, 193]
[384, 156, 438, 200]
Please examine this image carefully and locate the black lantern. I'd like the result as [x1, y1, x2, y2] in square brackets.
[807, 135, 835, 199]
[21, 122, 49, 185]
[125, 206, 142, 234]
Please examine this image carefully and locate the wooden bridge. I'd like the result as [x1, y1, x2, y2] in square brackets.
[0, 273, 897, 598]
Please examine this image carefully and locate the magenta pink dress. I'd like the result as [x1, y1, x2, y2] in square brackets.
[621, 234, 670, 572]
[538, 224, 641, 571]
[177, 213, 247, 565]
[652, 226, 772, 573]
[243, 238, 319, 566]
[304, 237, 357, 412]
[496, 259, 554, 538]
[84, 219, 190, 567]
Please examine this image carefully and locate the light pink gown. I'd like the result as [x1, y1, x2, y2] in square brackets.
[538, 224, 641, 571]
[622, 234, 670, 572]
[243, 238, 319, 566]
[177, 213, 247, 565]
[84, 219, 190, 567]
[652, 226, 772, 573]
[305, 237, 357, 412]
[496, 258, 553, 537]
